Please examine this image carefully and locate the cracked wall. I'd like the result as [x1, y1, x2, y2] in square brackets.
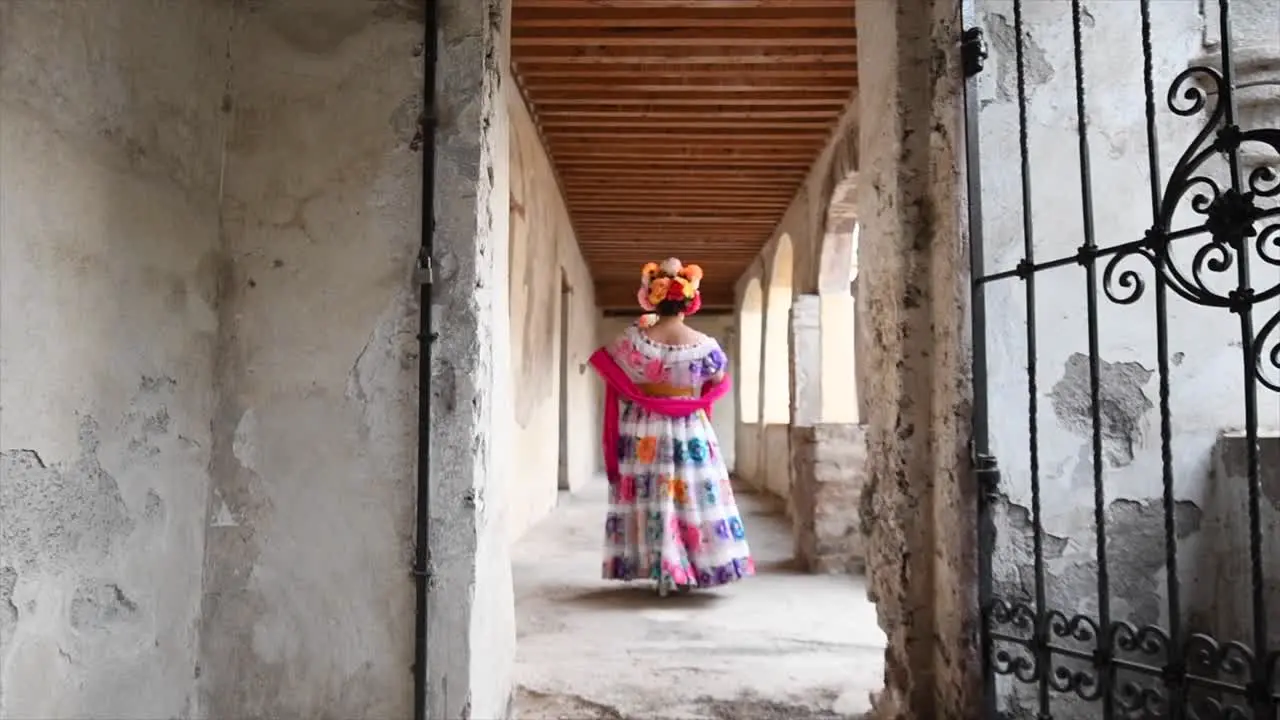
[195, 1, 424, 717]
[0, 1, 227, 716]
[975, 1, 1280, 716]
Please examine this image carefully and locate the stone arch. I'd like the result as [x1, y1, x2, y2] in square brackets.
[814, 172, 864, 424]
[762, 233, 793, 425]
[738, 277, 764, 425]
[817, 174, 859, 294]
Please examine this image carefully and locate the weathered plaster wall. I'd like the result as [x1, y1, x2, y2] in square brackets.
[974, 2, 1280, 714]
[196, 2, 424, 717]
[507, 86, 600, 542]
[0, 2, 227, 716]
[853, 0, 976, 715]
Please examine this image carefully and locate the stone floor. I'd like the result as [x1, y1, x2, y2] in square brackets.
[511, 478, 885, 720]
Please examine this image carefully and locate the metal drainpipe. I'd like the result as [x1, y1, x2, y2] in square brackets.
[412, 0, 438, 718]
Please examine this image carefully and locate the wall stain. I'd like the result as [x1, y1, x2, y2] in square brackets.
[1049, 353, 1154, 467]
[984, 13, 1055, 105]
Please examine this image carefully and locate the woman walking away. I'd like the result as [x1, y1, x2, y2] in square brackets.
[588, 257, 754, 597]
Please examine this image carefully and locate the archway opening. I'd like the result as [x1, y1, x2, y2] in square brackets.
[817, 174, 862, 425]
[739, 278, 764, 425]
[762, 234, 793, 425]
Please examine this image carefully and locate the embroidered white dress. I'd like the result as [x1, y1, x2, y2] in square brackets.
[601, 325, 755, 589]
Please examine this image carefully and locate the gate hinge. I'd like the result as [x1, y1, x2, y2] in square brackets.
[961, 27, 988, 78]
[973, 452, 1000, 499]
[414, 249, 434, 286]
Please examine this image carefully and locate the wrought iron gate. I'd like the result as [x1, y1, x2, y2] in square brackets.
[963, 0, 1280, 717]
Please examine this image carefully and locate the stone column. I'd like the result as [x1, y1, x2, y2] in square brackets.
[792, 424, 869, 573]
[790, 294, 823, 428]
[791, 293, 868, 573]
[856, 0, 976, 717]
[426, 1, 516, 718]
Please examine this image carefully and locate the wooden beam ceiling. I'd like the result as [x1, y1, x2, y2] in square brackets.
[512, 0, 857, 309]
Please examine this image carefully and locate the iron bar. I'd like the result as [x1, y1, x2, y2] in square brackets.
[1139, 1, 1186, 717]
[960, 3, 995, 716]
[1215, 2, 1273, 715]
[412, 1, 439, 718]
[1068, 1, 1114, 715]
[973, 206, 1280, 286]
[1010, 2, 1051, 714]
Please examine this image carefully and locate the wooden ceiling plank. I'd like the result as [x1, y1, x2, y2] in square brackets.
[539, 119, 836, 130]
[517, 0, 852, 8]
[514, 64, 856, 78]
[512, 7, 852, 27]
[511, 48, 857, 63]
[535, 109, 843, 121]
[512, 28, 855, 47]
[532, 96, 849, 107]
[522, 82, 853, 93]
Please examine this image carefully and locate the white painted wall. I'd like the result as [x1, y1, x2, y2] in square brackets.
[507, 87, 601, 543]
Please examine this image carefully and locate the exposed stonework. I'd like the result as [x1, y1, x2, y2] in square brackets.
[854, 0, 975, 717]
[425, 0, 517, 718]
[791, 424, 868, 574]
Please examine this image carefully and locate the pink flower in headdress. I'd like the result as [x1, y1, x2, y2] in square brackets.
[637, 286, 656, 312]
[685, 293, 703, 316]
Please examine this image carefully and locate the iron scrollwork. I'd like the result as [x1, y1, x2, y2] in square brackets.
[1101, 65, 1280, 391]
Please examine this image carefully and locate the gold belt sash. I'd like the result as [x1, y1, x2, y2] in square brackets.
[638, 382, 695, 398]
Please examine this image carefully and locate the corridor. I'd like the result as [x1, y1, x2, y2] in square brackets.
[511, 478, 884, 720]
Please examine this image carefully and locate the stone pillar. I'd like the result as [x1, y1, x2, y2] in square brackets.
[792, 424, 868, 573]
[426, 1, 516, 718]
[856, 0, 975, 717]
[792, 293, 869, 573]
[790, 294, 822, 428]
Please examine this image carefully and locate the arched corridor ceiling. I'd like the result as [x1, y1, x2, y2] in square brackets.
[511, 0, 857, 309]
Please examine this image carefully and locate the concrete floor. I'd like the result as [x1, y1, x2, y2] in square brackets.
[511, 479, 885, 720]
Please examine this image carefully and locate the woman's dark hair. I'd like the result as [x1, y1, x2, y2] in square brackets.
[655, 298, 688, 317]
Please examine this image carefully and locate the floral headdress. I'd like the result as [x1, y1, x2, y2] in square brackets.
[636, 257, 704, 328]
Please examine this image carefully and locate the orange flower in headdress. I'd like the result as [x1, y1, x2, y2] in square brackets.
[647, 277, 672, 306]
[679, 264, 703, 290]
[641, 262, 660, 284]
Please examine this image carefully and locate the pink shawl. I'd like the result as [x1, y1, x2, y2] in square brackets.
[589, 347, 732, 483]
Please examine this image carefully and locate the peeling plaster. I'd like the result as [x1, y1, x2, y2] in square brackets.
[1049, 353, 1154, 467]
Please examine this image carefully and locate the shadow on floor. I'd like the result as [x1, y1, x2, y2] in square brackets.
[563, 584, 726, 611]
[512, 477, 884, 720]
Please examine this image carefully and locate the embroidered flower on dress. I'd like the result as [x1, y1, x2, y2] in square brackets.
[704, 348, 727, 374]
[617, 475, 637, 502]
[713, 519, 730, 539]
[672, 477, 689, 505]
[687, 437, 707, 463]
[642, 357, 665, 382]
[701, 479, 718, 505]
[636, 436, 658, 463]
